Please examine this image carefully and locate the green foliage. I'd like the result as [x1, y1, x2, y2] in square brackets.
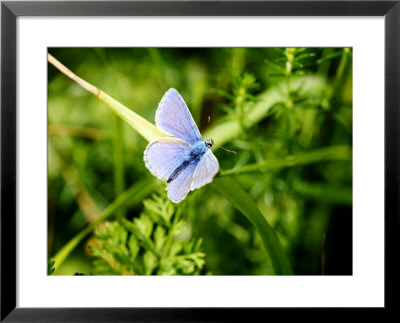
[48, 48, 352, 275]
[211, 177, 292, 275]
[48, 258, 56, 275]
[88, 194, 205, 275]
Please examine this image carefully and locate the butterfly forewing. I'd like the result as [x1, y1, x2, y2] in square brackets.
[144, 138, 192, 181]
[156, 88, 202, 145]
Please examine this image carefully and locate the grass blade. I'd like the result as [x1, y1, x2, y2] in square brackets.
[53, 177, 154, 274]
[220, 145, 351, 176]
[48, 53, 166, 142]
[211, 176, 293, 275]
[97, 91, 165, 142]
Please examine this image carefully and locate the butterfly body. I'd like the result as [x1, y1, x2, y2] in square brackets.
[167, 140, 212, 184]
[144, 89, 219, 203]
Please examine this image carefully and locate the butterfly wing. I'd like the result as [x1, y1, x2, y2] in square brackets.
[148, 89, 219, 203]
[191, 149, 219, 190]
[144, 137, 192, 181]
[167, 161, 197, 203]
[156, 88, 202, 145]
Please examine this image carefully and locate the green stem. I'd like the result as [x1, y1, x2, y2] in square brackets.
[293, 181, 352, 206]
[52, 177, 154, 273]
[157, 207, 182, 275]
[328, 48, 351, 103]
[207, 75, 327, 148]
[220, 145, 351, 177]
[211, 177, 293, 275]
[163, 207, 181, 259]
[97, 91, 165, 142]
[48, 53, 165, 143]
[113, 116, 125, 220]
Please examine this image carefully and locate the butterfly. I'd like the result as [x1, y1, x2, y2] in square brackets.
[144, 88, 219, 203]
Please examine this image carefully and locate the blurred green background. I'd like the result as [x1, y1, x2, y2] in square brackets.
[48, 48, 352, 275]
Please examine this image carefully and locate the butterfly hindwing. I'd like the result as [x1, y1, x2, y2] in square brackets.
[167, 161, 197, 203]
[156, 88, 202, 145]
[144, 138, 192, 181]
[191, 149, 219, 190]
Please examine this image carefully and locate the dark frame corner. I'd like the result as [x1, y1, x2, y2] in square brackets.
[1, 1, 399, 321]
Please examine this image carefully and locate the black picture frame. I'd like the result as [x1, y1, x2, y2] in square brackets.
[1, 0, 399, 321]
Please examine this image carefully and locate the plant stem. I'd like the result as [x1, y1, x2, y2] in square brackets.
[211, 177, 293, 275]
[331, 48, 351, 99]
[52, 177, 154, 273]
[163, 207, 181, 259]
[97, 91, 165, 142]
[206, 75, 327, 148]
[48, 53, 165, 142]
[220, 145, 351, 176]
[324, 48, 351, 105]
[293, 181, 352, 205]
[113, 116, 125, 220]
[48, 53, 99, 96]
[50, 136, 101, 222]
[48, 125, 108, 140]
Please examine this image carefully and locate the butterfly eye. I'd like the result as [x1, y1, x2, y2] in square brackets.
[205, 139, 213, 148]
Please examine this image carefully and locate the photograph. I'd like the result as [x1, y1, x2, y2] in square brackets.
[47, 47, 353, 276]
[2, 0, 397, 319]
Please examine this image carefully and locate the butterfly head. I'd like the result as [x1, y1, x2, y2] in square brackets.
[205, 139, 214, 148]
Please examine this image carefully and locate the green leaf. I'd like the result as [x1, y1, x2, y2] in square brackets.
[143, 251, 158, 275]
[48, 54, 166, 143]
[97, 91, 166, 142]
[122, 218, 159, 257]
[52, 176, 154, 273]
[295, 52, 316, 61]
[133, 215, 154, 238]
[48, 259, 56, 275]
[154, 226, 167, 252]
[211, 176, 293, 275]
[89, 221, 133, 274]
[316, 50, 343, 64]
[128, 235, 140, 261]
[143, 195, 174, 227]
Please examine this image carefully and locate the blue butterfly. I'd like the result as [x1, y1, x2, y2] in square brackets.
[144, 88, 219, 203]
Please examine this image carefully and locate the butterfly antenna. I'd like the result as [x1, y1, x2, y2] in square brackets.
[205, 116, 211, 140]
[207, 116, 237, 154]
[216, 145, 237, 155]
